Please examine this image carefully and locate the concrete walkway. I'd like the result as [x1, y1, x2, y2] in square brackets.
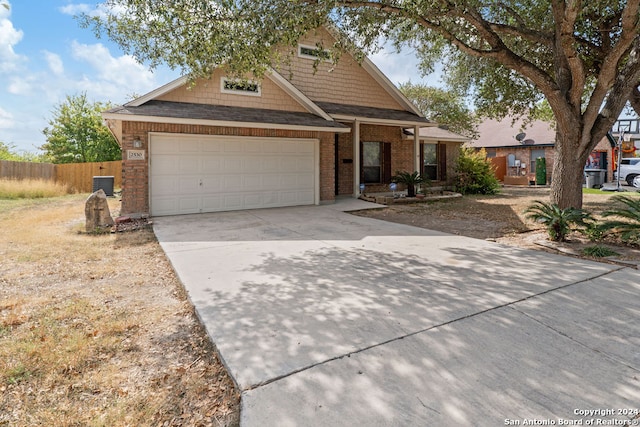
[153, 200, 640, 426]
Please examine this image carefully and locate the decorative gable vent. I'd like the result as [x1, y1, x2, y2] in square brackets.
[221, 78, 261, 96]
[298, 44, 331, 61]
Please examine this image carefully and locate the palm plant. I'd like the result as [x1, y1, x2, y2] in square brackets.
[601, 195, 640, 244]
[391, 171, 426, 197]
[524, 200, 592, 242]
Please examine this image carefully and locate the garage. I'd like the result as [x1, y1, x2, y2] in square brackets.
[150, 133, 319, 216]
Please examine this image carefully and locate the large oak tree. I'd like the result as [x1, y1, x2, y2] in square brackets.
[84, 0, 640, 208]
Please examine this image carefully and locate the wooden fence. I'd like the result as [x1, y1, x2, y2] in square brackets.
[55, 161, 122, 193]
[0, 160, 55, 181]
[0, 160, 122, 193]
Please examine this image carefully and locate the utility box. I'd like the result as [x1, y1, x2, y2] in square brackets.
[93, 176, 114, 196]
[535, 157, 547, 185]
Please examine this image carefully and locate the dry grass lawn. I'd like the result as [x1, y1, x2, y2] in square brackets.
[355, 186, 640, 263]
[0, 194, 239, 426]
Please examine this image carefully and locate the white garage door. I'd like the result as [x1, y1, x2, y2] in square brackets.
[150, 134, 318, 216]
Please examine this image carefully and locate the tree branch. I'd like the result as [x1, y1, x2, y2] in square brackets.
[583, 0, 640, 134]
[631, 85, 640, 116]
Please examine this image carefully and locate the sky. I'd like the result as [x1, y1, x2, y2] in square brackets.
[0, 1, 441, 154]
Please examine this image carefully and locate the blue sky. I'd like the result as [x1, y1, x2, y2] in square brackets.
[0, 1, 441, 154]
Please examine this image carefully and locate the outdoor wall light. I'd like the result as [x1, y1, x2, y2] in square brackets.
[133, 139, 142, 148]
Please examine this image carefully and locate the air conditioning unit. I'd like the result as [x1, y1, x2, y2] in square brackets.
[93, 176, 114, 196]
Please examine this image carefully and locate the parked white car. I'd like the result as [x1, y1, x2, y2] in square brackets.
[614, 158, 640, 186]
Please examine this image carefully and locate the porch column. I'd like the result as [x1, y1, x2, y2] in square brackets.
[353, 120, 361, 196]
[414, 125, 421, 173]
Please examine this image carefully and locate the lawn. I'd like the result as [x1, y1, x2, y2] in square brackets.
[0, 193, 239, 426]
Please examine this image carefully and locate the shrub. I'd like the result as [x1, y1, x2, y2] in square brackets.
[454, 147, 500, 195]
[524, 200, 592, 242]
[391, 171, 427, 197]
[601, 195, 640, 244]
[582, 245, 619, 258]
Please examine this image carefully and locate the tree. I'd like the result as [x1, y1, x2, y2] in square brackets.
[0, 141, 46, 162]
[83, 0, 640, 208]
[398, 83, 479, 138]
[41, 93, 120, 164]
[0, 141, 23, 161]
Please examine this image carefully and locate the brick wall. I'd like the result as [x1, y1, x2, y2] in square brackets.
[336, 123, 413, 194]
[120, 121, 335, 215]
[493, 146, 555, 183]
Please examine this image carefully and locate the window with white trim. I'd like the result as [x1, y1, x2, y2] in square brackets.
[221, 77, 261, 96]
[298, 44, 331, 61]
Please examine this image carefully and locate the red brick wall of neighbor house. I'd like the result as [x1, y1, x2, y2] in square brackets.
[336, 124, 411, 194]
[492, 146, 555, 182]
[120, 121, 336, 215]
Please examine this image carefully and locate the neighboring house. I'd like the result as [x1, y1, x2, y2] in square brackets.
[611, 118, 640, 164]
[102, 27, 466, 217]
[471, 117, 614, 185]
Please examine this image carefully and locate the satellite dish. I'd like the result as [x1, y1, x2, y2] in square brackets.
[515, 132, 527, 142]
[523, 139, 535, 145]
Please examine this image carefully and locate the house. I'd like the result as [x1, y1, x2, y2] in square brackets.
[471, 116, 614, 185]
[102, 27, 466, 217]
[611, 118, 640, 164]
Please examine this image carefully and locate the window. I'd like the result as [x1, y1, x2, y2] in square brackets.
[221, 77, 261, 96]
[362, 142, 382, 183]
[423, 143, 438, 181]
[298, 44, 331, 61]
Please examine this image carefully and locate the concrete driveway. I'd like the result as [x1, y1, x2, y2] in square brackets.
[153, 200, 640, 426]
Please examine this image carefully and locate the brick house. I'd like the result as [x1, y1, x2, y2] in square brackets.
[471, 117, 614, 186]
[103, 27, 464, 216]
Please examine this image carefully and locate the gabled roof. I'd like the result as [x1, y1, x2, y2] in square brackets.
[403, 126, 469, 142]
[472, 117, 556, 148]
[359, 57, 423, 117]
[112, 26, 429, 128]
[125, 69, 333, 120]
[104, 100, 350, 132]
[316, 101, 431, 126]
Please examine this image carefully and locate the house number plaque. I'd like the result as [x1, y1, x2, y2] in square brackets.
[127, 150, 145, 160]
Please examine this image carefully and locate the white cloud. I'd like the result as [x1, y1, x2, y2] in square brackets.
[43, 51, 64, 75]
[71, 40, 156, 94]
[0, 106, 14, 129]
[0, 2, 26, 73]
[7, 75, 34, 95]
[59, 3, 125, 19]
[58, 4, 92, 15]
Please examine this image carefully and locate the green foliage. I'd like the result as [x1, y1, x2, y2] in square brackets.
[391, 171, 426, 197]
[0, 141, 23, 161]
[601, 195, 640, 244]
[0, 142, 45, 162]
[398, 83, 478, 138]
[582, 245, 619, 258]
[524, 201, 592, 242]
[582, 222, 607, 242]
[454, 148, 500, 195]
[41, 93, 120, 164]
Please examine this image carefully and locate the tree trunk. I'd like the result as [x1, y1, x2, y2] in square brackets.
[550, 129, 590, 209]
